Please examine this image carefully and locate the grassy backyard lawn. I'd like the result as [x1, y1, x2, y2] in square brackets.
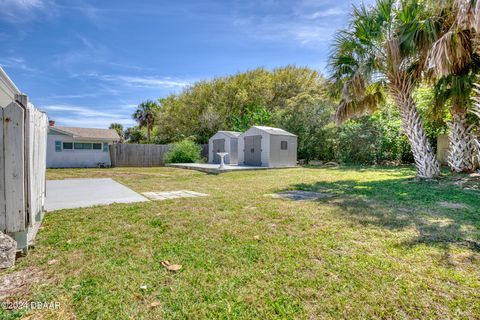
[2, 166, 479, 319]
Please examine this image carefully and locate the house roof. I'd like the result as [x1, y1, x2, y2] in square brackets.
[50, 126, 120, 141]
[253, 126, 297, 137]
[217, 131, 242, 138]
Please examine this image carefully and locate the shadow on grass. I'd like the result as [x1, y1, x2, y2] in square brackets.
[304, 164, 418, 174]
[287, 175, 480, 254]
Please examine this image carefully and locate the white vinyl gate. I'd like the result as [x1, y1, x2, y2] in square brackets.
[0, 67, 48, 251]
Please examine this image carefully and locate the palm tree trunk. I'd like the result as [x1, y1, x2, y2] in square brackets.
[146, 124, 151, 144]
[471, 85, 480, 170]
[447, 104, 475, 173]
[390, 89, 441, 178]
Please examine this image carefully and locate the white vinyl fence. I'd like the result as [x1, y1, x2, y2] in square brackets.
[0, 67, 48, 251]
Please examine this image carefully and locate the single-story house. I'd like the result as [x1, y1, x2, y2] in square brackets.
[47, 123, 120, 168]
[238, 126, 297, 167]
[208, 131, 241, 165]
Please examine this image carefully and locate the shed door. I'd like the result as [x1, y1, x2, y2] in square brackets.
[244, 135, 262, 166]
[212, 139, 225, 164]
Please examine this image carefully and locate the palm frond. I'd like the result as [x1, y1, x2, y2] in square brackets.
[429, 29, 473, 76]
[336, 83, 385, 124]
[455, 0, 477, 30]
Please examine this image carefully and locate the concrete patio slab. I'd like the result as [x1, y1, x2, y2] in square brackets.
[45, 178, 148, 211]
[167, 163, 297, 174]
[142, 190, 209, 201]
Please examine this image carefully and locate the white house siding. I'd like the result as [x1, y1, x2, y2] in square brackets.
[238, 127, 271, 167]
[47, 133, 113, 168]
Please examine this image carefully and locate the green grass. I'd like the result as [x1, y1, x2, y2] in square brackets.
[3, 166, 480, 319]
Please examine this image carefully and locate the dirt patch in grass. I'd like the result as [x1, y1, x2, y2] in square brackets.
[0, 268, 43, 300]
[447, 173, 480, 191]
[437, 201, 469, 209]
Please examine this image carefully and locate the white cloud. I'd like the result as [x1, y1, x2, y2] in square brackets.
[42, 93, 97, 100]
[42, 104, 114, 118]
[232, 1, 361, 47]
[0, 57, 36, 71]
[0, 0, 52, 23]
[52, 116, 135, 128]
[0, 0, 104, 26]
[42, 104, 137, 128]
[304, 8, 346, 19]
[233, 16, 333, 46]
[85, 73, 191, 89]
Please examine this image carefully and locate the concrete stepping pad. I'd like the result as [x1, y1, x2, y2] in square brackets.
[142, 190, 209, 201]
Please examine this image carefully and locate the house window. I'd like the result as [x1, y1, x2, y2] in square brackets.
[74, 143, 93, 150]
[63, 142, 73, 150]
[281, 141, 288, 150]
[103, 143, 109, 152]
[93, 143, 102, 150]
[55, 141, 62, 152]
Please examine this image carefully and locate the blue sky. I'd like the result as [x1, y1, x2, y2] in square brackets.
[0, 0, 371, 128]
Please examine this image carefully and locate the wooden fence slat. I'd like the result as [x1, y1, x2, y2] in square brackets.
[24, 106, 47, 227]
[4, 102, 25, 232]
[0, 107, 5, 231]
[25, 103, 33, 227]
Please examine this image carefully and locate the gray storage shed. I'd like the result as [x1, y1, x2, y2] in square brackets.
[238, 126, 297, 167]
[208, 131, 241, 164]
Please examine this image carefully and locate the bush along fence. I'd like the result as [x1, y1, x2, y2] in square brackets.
[1, 67, 48, 254]
[109, 143, 208, 167]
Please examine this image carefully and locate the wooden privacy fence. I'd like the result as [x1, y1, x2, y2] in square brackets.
[1, 67, 48, 252]
[110, 143, 208, 167]
[0, 98, 48, 251]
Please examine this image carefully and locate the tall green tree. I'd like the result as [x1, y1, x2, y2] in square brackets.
[329, 0, 442, 178]
[109, 123, 125, 142]
[124, 126, 146, 143]
[154, 66, 326, 145]
[133, 100, 160, 144]
[428, 0, 480, 172]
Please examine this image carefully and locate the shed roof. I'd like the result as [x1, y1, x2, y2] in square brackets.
[253, 126, 297, 137]
[217, 130, 242, 138]
[50, 126, 120, 141]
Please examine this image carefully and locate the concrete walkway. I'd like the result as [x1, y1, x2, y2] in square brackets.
[45, 178, 148, 211]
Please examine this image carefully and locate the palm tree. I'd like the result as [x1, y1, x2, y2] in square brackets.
[329, 0, 442, 178]
[109, 123, 125, 142]
[432, 73, 478, 172]
[133, 100, 160, 144]
[428, 0, 480, 172]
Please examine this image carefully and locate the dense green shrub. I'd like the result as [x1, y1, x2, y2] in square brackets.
[335, 109, 412, 165]
[164, 139, 201, 163]
[274, 93, 337, 162]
